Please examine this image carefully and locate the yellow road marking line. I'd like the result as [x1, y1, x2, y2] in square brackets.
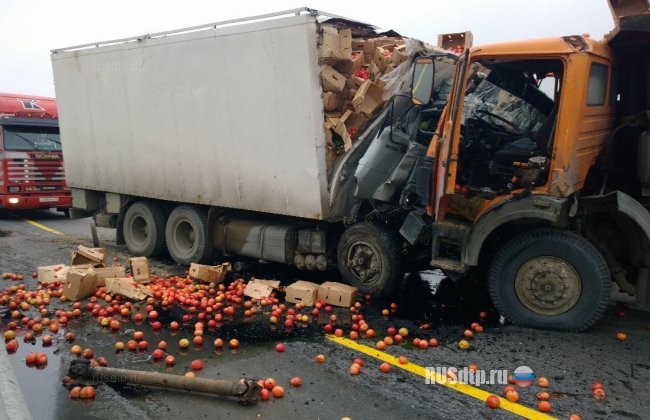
[24, 219, 63, 235]
[326, 335, 556, 420]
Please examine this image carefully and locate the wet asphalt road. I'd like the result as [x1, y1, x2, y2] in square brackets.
[1, 209, 649, 420]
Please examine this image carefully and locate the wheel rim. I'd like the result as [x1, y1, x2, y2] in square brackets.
[173, 220, 196, 257]
[514, 256, 582, 316]
[346, 240, 382, 285]
[129, 215, 148, 246]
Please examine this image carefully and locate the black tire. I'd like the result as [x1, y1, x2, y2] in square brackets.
[165, 205, 212, 264]
[488, 228, 610, 331]
[122, 201, 166, 256]
[337, 223, 402, 296]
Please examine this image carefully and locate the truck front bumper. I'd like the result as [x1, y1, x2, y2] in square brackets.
[0, 194, 72, 210]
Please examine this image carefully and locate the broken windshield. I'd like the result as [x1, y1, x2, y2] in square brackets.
[2, 126, 62, 152]
[462, 59, 557, 137]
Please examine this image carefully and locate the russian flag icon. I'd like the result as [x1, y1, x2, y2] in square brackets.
[513, 366, 535, 387]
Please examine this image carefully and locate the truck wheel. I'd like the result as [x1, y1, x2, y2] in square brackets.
[165, 205, 212, 264]
[488, 229, 610, 331]
[123, 201, 166, 256]
[337, 223, 402, 296]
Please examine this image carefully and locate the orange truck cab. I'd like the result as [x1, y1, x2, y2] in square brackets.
[0, 93, 71, 213]
[413, 0, 650, 330]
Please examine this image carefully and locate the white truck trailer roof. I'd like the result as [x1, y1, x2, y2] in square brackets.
[52, 9, 356, 220]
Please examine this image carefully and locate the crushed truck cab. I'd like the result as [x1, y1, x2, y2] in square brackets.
[419, 0, 650, 330]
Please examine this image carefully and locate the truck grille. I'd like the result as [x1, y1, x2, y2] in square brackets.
[6, 158, 65, 183]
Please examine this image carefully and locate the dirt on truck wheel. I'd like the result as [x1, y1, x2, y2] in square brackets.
[488, 228, 611, 331]
[165, 205, 211, 264]
[122, 201, 167, 257]
[337, 223, 403, 297]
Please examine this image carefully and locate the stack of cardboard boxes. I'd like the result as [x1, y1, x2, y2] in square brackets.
[319, 25, 408, 159]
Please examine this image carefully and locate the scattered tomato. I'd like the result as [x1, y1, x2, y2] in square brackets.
[537, 400, 552, 412]
[290, 377, 302, 387]
[505, 390, 519, 403]
[271, 385, 284, 398]
[485, 395, 500, 409]
[259, 388, 271, 401]
[379, 362, 391, 373]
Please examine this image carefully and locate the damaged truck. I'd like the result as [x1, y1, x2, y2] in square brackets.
[52, 3, 650, 331]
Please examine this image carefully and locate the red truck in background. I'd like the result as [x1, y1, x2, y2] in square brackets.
[0, 93, 71, 214]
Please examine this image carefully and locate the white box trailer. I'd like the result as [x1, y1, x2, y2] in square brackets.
[52, 10, 332, 220]
[51, 8, 453, 297]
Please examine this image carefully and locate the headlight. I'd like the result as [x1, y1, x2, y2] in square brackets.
[8, 197, 19, 204]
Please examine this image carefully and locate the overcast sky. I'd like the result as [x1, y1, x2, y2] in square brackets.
[0, 0, 615, 97]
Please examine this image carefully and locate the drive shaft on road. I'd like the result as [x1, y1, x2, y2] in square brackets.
[68, 359, 261, 405]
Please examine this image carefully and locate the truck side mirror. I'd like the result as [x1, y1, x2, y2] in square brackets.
[412, 57, 435, 106]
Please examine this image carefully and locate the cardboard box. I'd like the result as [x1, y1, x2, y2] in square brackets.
[62, 267, 98, 301]
[37, 264, 69, 284]
[189, 262, 230, 283]
[129, 257, 150, 283]
[368, 61, 382, 82]
[322, 92, 343, 112]
[344, 111, 369, 139]
[338, 28, 352, 59]
[351, 39, 366, 52]
[333, 118, 353, 153]
[94, 266, 126, 287]
[437, 31, 473, 52]
[243, 279, 281, 299]
[335, 51, 364, 75]
[391, 45, 408, 66]
[352, 80, 384, 116]
[321, 65, 346, 93]
[319, 26, 340, 60]
[361, 39, 376, 55]
[71, 245, 105, 267]
[346, 76, 366, 90]
[285, 280, 320, 306]
[317, 281, 358, 307]
[105, 277, 152, 301]
[373, 36, 400, 50]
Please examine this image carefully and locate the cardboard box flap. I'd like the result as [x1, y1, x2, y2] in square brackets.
[94, 266, 126, 287]
[253, 279, 281, 289]
[285, 280, 319, 306]
[105, 277, 152, 301]
[189, 263, 230, 283]
[71, 245, 105, 267]
[243, 279, 279, 300]
[317, 281, 358, 307]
